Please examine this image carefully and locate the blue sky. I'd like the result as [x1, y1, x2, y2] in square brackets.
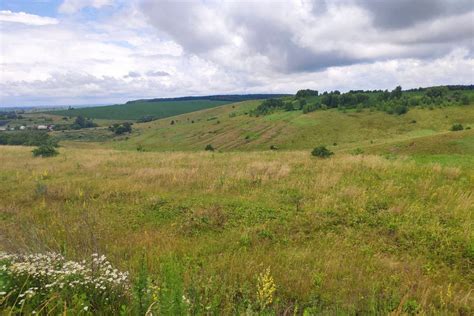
[0, 0, 473, 107]
[0, 0, 62, 17]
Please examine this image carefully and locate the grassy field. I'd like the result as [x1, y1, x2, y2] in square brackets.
[1, 144, 473, 314]
[110, 101, 474, 152]
[49, 100, 235, 121]
[1, 100, 474, 314]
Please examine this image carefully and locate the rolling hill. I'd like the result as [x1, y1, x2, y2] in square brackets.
[48, 94, 289, 121]
[108, 100, 474, 156]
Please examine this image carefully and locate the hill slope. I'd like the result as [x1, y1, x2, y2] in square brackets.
[50, 100, 234, 120]
[109, 100, 474, 154]
[48, 94, 290, 121]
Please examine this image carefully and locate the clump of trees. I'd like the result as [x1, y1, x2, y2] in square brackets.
[109, 122, 133, 135]
[252, 85, 472, 117]
[71, 116, 97, 130]
[251, 99, 285, 116]
[296, 89, 318, 99]
[311, 146, 333, 158]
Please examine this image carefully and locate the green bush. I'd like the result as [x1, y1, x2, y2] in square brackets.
[451, 123, 464, 131]
[32, 144, 59, 157]
[393, 105, 408, 115]
[205, 144, 215, 151]
[311, 146, 333, 158]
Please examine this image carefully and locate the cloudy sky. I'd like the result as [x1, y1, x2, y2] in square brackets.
[0, 0, 473, 107]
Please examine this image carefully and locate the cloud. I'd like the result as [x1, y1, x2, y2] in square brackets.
[0, 10, 58, 26]
[146, 70, 170, 77]
[356, 0, 474, 29]
[59, 0, 113, 14]
[139, 0, 474, 74]
[124, 71, 141, 78]
[1, 0, 473, 106]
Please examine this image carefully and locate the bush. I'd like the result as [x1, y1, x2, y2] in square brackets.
[451, 123, 464, 131]
[32, 144, 59, 157]
[311, 146, 333, 158]
[393, 105, 408, 115]
[205, 144, 215, 151]
[109, 122, 133, 135]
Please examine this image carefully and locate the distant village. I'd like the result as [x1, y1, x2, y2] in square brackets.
[0, 124, 55, 132]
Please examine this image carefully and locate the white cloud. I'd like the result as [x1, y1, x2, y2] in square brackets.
[0, 0, 473, 106]
[59, 0, 114, 14]
[0, 10, 58, 26]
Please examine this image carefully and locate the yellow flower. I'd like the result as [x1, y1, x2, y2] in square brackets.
[256, 267, 276, 310]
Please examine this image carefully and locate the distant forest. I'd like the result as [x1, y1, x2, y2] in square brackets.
[126, 94, 292, 104]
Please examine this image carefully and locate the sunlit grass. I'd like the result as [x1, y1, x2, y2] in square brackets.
[1, 145, 472, 313]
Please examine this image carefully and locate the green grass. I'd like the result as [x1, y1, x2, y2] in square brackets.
[1, 100, 474, 314]
[107, 102, 474, 153]
[49, 100, 234, 121]
[0, 146, 472, 314]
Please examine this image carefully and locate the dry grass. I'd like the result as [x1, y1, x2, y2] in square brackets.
[0, 145, 473, 313]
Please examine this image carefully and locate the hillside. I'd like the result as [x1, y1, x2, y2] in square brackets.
[109, 100, 474, 154]
[48, 94, 290, 121]
[49, 100, 233, 121]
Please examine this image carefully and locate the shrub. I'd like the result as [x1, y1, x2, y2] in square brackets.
[451, 123, 464, 131]
[393, 105, 408, 115]
[109, 122, 133, 135]
[205, 144, 215, 151]
[311, 146, 333, 158]
[32, 144, 58, 157]
[270, 145, 278, 150]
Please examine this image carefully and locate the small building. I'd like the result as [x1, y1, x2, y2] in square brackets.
[19, 126, 26, 130]
[37, 125, 48, 130]
[0, 127, 6, 131]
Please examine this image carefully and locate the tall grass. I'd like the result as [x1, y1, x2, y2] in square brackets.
[0, 146, 472, 313]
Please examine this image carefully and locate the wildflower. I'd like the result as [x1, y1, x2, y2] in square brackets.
[256, 267, 276, 311]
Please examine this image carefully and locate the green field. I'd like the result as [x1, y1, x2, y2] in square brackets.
[1, 95, 474, 314]
[50, 100, 234, 120]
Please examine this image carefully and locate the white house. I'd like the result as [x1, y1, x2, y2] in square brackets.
[37, 125, 48, 130]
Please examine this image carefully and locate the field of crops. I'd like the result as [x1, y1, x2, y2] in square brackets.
[50, 100, 234, 120]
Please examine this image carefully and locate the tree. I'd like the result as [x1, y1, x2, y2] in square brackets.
[72, 116, 97, 129]
[311, 146, 333, 158]
[390, 86, 402, 99]
[205, 144, 215, 151]
[295, 89, 318, 99]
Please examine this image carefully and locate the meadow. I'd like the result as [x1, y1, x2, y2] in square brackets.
[1, 143, 473, 314]
[1, 89, 474, 314]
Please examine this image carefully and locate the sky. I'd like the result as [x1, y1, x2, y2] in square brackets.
[0, 0, 473, 107]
